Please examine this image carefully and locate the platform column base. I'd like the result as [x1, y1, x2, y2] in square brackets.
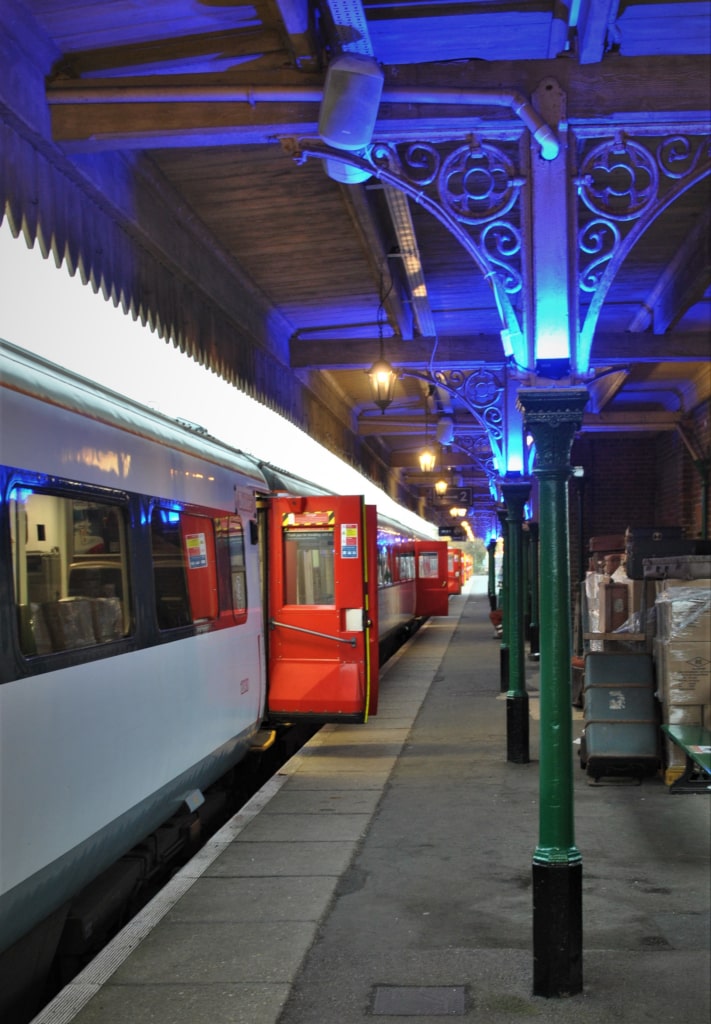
[506, 693, 529, 763]
[499, 644, 509, 692]
[532, 860, 583, 997]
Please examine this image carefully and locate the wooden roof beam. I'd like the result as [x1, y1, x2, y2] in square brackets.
[289, 331, 709, 370]
[47, 55, 711, 149]
[627, 208, 711, 335]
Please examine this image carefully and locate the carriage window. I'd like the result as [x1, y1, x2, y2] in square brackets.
[394, 551, 415, 581]
[151, 506, 224, 628]
[418, 551, 440, 578]
[9, 486, 131, 656]
[377, 546, 393, 585]
[150, 507, 193, 629]
[283, 528, 335, 605]
[215, 515, 248, 622]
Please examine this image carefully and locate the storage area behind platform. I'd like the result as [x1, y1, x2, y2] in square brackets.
[580, 546, 711, 790]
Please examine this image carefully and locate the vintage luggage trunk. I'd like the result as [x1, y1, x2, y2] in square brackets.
[580, 652, 660, 782]
[624, 527, 687, 579]
[642, 551, 711, 580]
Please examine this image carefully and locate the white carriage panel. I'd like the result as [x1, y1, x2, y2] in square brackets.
[1, 386, 247, 510]
[0, 624, 264, 894]
[378, 581, 417, 638]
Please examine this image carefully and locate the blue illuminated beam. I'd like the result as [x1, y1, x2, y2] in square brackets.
[530, 82, 574, 376]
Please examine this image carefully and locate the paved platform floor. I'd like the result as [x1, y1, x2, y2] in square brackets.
[34, 579, 710, 1023]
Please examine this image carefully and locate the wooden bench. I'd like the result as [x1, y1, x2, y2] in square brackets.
[661, 724, 711, 793]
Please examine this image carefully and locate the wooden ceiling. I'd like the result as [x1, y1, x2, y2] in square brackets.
[2, 0, 710, 533]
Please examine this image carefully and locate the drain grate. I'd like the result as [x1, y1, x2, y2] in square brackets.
[372, 986, 467, 1016]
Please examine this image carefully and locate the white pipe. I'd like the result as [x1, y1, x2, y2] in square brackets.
[47, 83, 561, 159]
[383, 86, 560, 160]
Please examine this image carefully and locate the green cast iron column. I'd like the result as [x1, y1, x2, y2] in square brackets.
[495, 504, 509, 692]
[528, 521, 540, 658]
[500, 474, 531, 763]
[518, 387, 588, 998]
[487, 538, 497, 611]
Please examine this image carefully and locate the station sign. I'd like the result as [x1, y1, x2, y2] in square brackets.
[434, 486, 472, 506]
[449, 486, 472, 505]
[438, 526, 465, 540]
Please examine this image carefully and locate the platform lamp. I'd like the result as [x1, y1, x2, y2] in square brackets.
[418, 446, 436, 473]
[367, 289, 398, 414]
[434, 453, 449, 497]
[418, 389, 437, 473]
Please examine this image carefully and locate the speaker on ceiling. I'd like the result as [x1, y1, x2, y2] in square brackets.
[318, 53, 384, 152]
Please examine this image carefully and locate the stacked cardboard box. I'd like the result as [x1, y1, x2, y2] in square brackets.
[653, 578, 711, 779]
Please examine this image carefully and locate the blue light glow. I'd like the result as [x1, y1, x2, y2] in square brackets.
[9, 486, 34, 505]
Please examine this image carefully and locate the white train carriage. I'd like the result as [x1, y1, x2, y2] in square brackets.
[0, 339, 448, 980]
[0, 341, 268, 956]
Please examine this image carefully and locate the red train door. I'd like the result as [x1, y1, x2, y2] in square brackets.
[266, 494, 378, 722]
[448, 548, 462, 595]
[414, 540, 449, 617]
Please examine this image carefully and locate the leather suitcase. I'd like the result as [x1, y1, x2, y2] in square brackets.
[580, 652, 660, 782]
[624, 527, 686, 579]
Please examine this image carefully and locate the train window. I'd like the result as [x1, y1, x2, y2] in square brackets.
[377, 546, 393, 585]
[215, 515, 248, 622]
[394, 551, 415, 581]
[9, 486, 131, 656]
[418, 551, 440, 578]
[150, 507, 193, 629]
[283, 528, 335, 605]
[151, 507, 225, 628]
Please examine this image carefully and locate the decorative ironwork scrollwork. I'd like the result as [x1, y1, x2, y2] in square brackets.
[431, 366, 505, 470]
[578, 137, 658, 222]
[439, 142, 521, 225]
[656, 134, 708, 180]
[368, 138, 525, 308]
[399, 142, 441, 187]
[576, 130, 711, 370]
[480, 221, 523, 294]
[578, 219, 620, 293]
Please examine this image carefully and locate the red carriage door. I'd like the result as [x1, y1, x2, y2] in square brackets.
[414, 540, 449, 617]
[448, 548, 462, 594]
[266, 495, 378, 722]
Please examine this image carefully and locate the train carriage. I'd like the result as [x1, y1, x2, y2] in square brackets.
[0, 340, 447, 978]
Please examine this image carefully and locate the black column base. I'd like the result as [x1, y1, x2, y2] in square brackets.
[532, 860, 583, 997]
[506, 693, 529, 763]
[500, 643, 509, 692]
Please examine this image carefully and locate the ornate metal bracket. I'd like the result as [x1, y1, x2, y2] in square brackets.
[575, 130, 711, 371]
[285, 135, 527, 353]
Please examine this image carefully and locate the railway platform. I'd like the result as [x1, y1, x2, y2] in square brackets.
[34, 578, 710, 1024]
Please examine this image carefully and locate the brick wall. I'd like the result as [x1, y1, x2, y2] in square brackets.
[561, 397, 711, 605]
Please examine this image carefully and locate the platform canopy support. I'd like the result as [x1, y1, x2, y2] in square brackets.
[500, 473, 532, 764]
[487, 537, 498, 612]
[518, 386, 588, 998]
[495, 504, 510, 693]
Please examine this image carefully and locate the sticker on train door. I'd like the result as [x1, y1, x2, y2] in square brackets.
[341, 523, 359, 558]
[185, 533, 208, 568]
